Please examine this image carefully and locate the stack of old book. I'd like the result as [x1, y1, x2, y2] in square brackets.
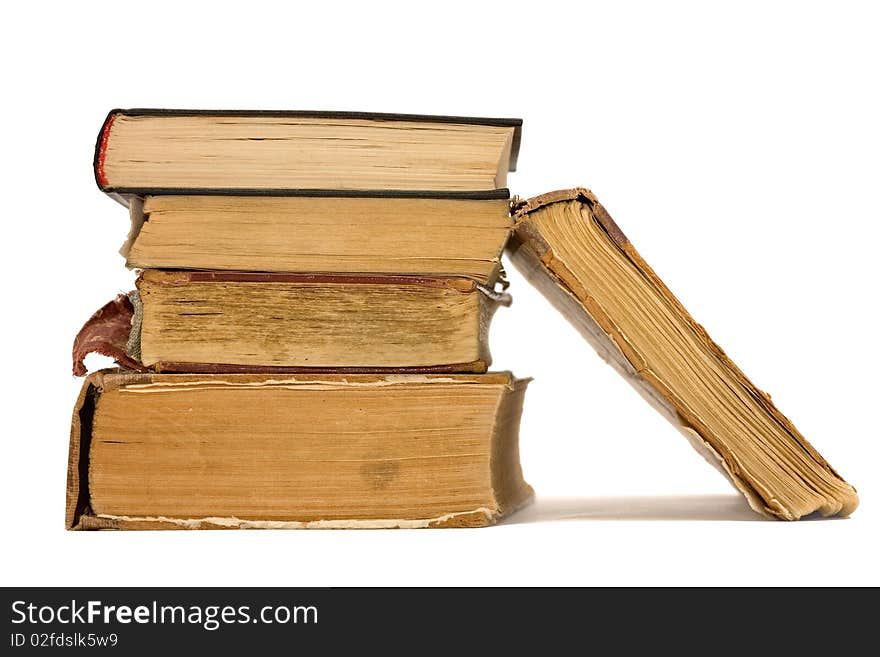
[69, 110, 532, 529]
[71, 109, 858, 529]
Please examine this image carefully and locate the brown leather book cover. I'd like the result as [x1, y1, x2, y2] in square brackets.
[508, 188, 858, 520]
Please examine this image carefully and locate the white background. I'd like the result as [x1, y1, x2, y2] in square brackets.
[2, 2, 877, 586]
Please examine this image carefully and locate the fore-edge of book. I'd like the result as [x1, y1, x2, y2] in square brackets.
[93, 109, 522, 202]
[70, 273, 508, 376]
[67, 370, 533, 530]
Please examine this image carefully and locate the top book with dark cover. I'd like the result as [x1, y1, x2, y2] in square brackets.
[94, 109, 522, 197]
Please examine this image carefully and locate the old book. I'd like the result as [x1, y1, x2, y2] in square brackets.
[67, 370, 532, 530]
[121, 195, 511, 283]
[95, 109, 521, 195]
[72, 272, 506, 375]
[509, 188, 858, 521]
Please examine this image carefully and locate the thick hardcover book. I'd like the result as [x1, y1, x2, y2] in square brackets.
[72, 272, 506, 375]
[67, 370, 532, 530]
[120, 195, 512, 283]
[94, 109, 522, 198]
[509, 188, 858, 520]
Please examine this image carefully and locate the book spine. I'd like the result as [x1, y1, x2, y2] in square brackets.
[71, 293, 144, 376]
